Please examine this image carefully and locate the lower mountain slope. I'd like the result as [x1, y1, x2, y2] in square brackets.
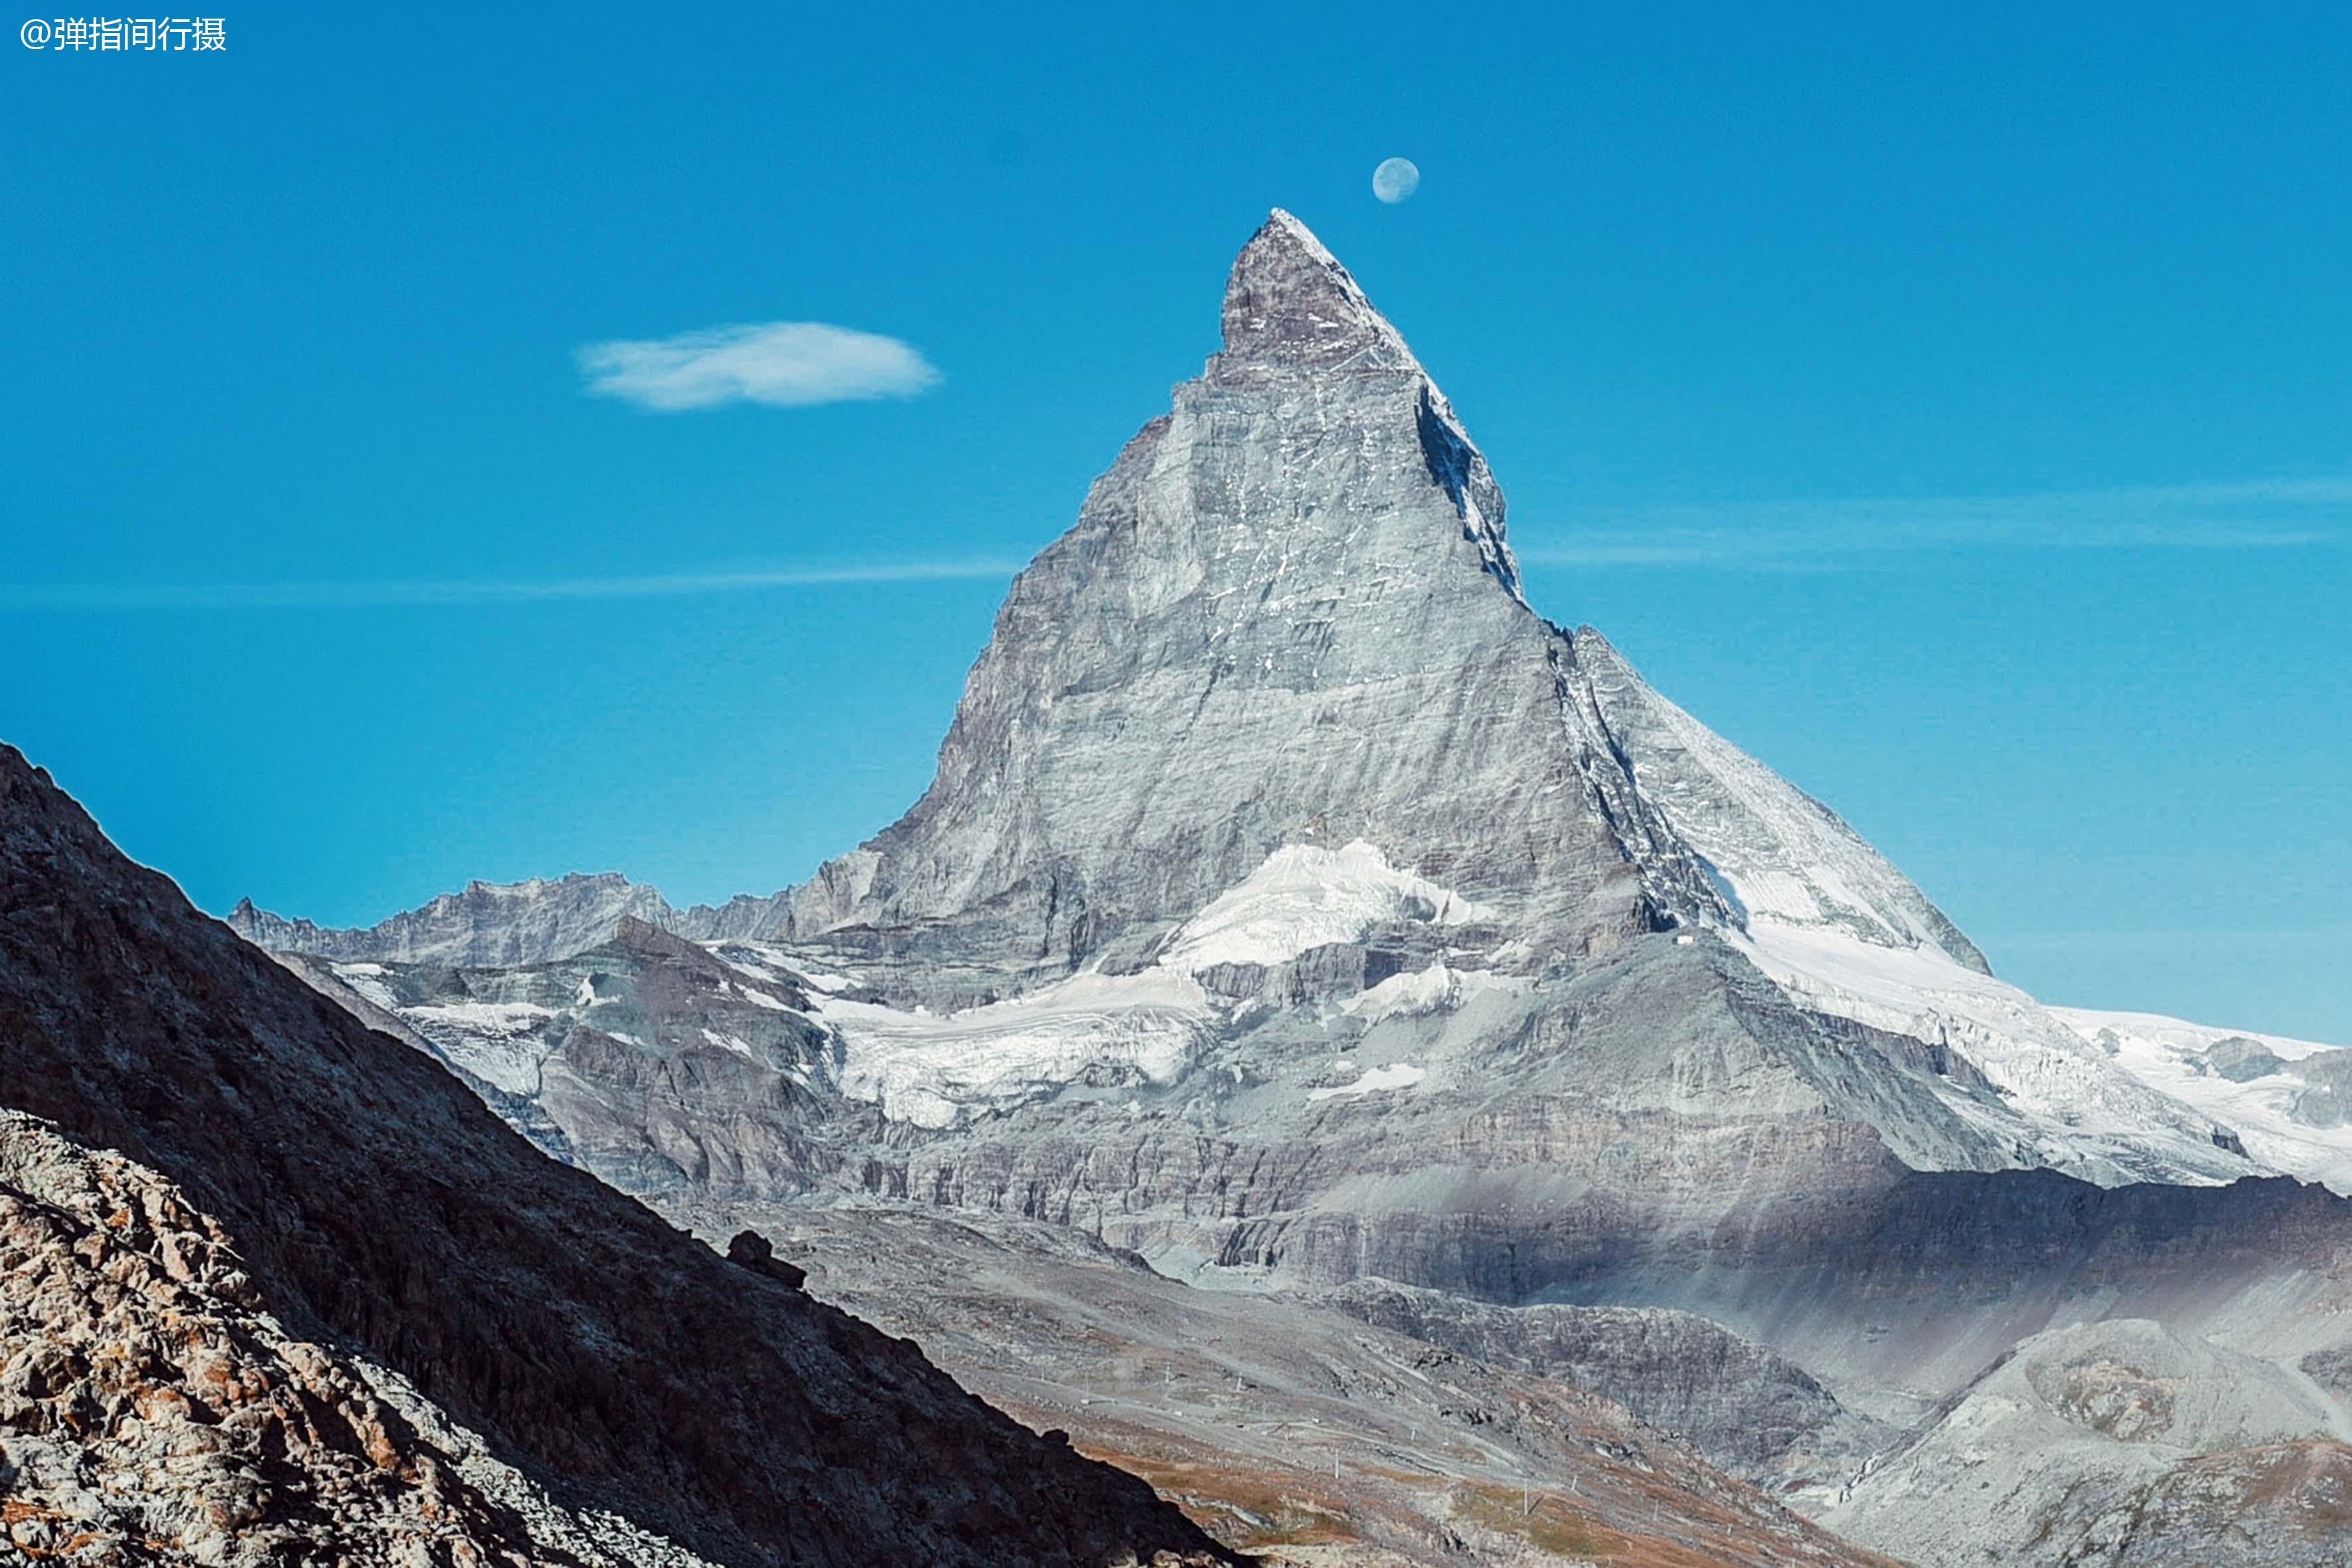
[0, 744, 1226, 1568]
[1818, 1318, 2352, 1568]
[275, 894, 2352, 1565]
[654, 1195, 1904, 1568]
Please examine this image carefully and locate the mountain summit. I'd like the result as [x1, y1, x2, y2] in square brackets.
[1219, 208, 1425, 374]
[779, 211, 1721, 988]
[757, 210, 1998, 1004]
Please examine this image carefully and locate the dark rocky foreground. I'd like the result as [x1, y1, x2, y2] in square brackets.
[0, 742, 1228, 1567]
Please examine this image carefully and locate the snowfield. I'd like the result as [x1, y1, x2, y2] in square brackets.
[2050, 1006, 2352, 1194]
[1160, 841, 1493, 971]
[813, 844, 1508, 1130]
[1338, 963, 1520, 1026]
[819, 969, 1214, 1131]
[1729, 917, 2258, 1186]
[1307, 1061, 1428, 1101]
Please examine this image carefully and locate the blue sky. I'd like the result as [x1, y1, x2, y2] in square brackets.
[3, 3, 2346, 1037]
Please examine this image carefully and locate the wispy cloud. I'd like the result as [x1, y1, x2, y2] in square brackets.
[578, 321, 942, 410]
[1, 560, 1021, 612]
[1512, 477, 2352, 569]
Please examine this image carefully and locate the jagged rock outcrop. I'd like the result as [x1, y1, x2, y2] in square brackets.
[273, 917, 850, 1199]
[1318, 1277, 1892, 1486]
[768, 209, 1732, 992]
[0, 744, 1228, 1567]
[230, 874, 679, 967]
[0, 1108, 708, 1566]
[230, 878, 790, 969]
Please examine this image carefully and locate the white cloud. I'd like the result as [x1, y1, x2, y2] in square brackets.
[1513, 477, 2352, 569]
[577, 321, 941, 411]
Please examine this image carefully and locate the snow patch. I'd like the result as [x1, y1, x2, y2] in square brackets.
[1338, 964, 1515, 1026]
[1732, 923, 2262, 1187]
[1160, 841, 1492, 972]
[819, 968, 1212, 1130]
[1308, 1062, 1427, 1102]
[699, 1027, 756, 1060]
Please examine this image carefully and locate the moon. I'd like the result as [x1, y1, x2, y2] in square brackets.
[1372, 157, 1421, 204]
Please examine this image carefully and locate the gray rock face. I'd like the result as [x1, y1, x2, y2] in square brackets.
[2205, 1034, 2288, 1081]
[276, 917, 850, 1200]
[2290, 1051, 2352, 1129]
[1318, 1277, 1893, 1488]
[771, 210, 1730, 994]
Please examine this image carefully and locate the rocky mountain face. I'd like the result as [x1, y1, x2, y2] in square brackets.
[230, 874, 680, 967]
[232, 876, 792, 968]
[1819, 1318, 2352, 1568]
[0, 744, 1227, 1567]
[767, 211, 1734, 996]
[224, 210, 2352, 1568]
[271, 917, 847, 1199]
[1316, 1278, 1893, 1486]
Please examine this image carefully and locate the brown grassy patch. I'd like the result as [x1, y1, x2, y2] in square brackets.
[1452, 1481, 1608, 1558]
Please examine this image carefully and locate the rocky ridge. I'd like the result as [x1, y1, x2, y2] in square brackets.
[0, 742, 1227, 1567]
[0, 1107, 709, 1567]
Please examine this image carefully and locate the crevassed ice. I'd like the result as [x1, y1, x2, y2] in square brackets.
[2051, 1006, 2352, 1195]
[392, 1001, 559, 1097]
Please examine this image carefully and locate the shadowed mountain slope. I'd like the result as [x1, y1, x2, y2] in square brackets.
[0, 744, 1225, 1567]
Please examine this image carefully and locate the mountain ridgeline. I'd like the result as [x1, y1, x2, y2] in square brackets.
[0, 744, 1227, 1565]
[215, 210, 2352, 1568]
